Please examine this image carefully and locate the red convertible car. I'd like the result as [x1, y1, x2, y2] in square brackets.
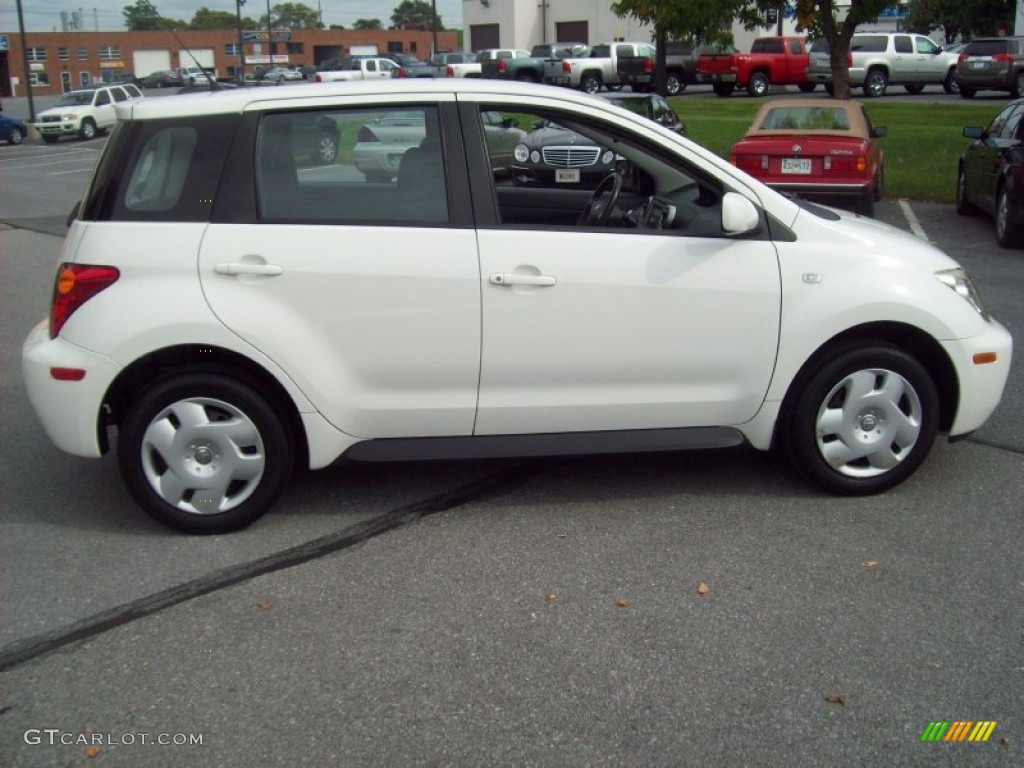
[729, 98, 887, 216]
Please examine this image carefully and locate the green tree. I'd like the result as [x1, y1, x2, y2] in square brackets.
[261, 3, 322, 30]
[122, 0, 185, 30]
[354, 18, 383, 30]
[191, 7, 248, 30]
[391, 0, 442, 30]
[904, 0, 1012, 41]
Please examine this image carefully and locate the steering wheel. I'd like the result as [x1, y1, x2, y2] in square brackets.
[578, 171, 623, 226]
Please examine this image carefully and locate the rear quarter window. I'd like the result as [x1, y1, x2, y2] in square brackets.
[851, 36, 888, 53]
[80, 114, 239, 222]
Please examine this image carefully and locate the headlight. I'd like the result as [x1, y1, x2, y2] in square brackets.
[514, 144, 529, 163]
[62, 113, 76, 121]
[601, 150, 615, 165]
[935, 268, 989, 321]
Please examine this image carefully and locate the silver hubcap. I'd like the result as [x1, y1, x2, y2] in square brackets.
[140, 397, 266, 515]
[815, 368, 922, 478]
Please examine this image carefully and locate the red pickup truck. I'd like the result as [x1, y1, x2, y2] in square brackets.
[698, 36, 815, 97]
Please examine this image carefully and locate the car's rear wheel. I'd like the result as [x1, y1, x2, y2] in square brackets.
[516, 72, 539, 83]
[797, 82, 816, 93]
[79, 118, 96, 140]
[863, 68, 888, 97]
[856, 190, 875, 217]
[580, 73, 602, 94]
[785, 344, 938, 495]
[955, 165, 976, 215]
[747, 71, 770, 97]
[665, 73, 684, 95]
[712, 82, 735, 97]
[118, 373, 293, 534]
[995, 184, 1023, 248]
[873, 166, 884, 203]
[314, 133, 338, 164]
[903, 83, 925, 94]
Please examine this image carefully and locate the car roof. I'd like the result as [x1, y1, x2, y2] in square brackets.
[123, 79, 653, 121]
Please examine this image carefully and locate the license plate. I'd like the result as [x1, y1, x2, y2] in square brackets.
[555, 169, 580, 183]
[781, 158, 812, 174]
[970, 60, 988, 69]
[719, 74, 737, 83]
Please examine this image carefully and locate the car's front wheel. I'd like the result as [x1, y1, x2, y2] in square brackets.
[785, 344, 938, 495]
[314, 133, 338, 164]
[118, 373, 294, 534]
[995, 184, 1023, 247]
[79, 118, 97, 140]
[8, 127, 24, 145]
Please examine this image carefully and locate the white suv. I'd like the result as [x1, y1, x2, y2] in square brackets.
[33, 83, 144, 143]
[22, 80, 1012, 533]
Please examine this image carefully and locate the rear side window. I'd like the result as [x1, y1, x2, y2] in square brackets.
[852, 36, 888, 53]
[895, 36, 913, 54]
[752, 39, 784, 54]
[81, 114, 239, 222]
[255, 105, 449, 224]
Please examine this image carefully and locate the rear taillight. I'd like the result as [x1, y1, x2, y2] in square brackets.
[397, 68, 407, 78]
[50, 263, 120, 339]
[730, 154, 768, 173]
[563, 61, 572, 74]
[993, 53, 1014, 63]
[824, 155, 867, 173]
[315, 73, 323, 82]
[446, 65, 455, 76]
[498, 60, 507, 73]
[643, 58, 654, 73]
[958, 53, 968, 63]
[356, 126, 378, 142]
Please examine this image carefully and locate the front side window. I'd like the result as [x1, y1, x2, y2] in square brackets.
[916, 37, 940, 55]
[479, 105, 726, 236]
[255, 106, 449, 224]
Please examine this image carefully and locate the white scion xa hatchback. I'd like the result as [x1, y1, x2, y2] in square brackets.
[22, 80, 1012, 533]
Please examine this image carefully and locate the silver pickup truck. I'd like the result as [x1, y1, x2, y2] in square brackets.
[543, 42, 654, 93]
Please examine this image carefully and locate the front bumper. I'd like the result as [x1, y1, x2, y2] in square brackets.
[34, 120, 79, 136]
[943, 320, 1014, 436]
[22, 321, 121, 458]
[767, 180, 871, 198]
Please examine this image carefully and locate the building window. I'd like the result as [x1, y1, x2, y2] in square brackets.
[77, 46, 88, 59]
[225, 43, 242, 56]
[30, 72, 51, 86]
[409, 42, 418, 53]
[27, 47, 47, 61]
[98, 45, 122, 60]
[387, 41, 404, 53]
[58, 47, 69, 60]
[285, 42, 304, 54]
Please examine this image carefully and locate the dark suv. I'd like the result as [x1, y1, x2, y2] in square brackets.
[956, 37, 1024, 98]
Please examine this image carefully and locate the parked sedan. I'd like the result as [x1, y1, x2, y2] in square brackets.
[511, 120, 617, 188]
[262, 67, 304, 83]
[138, 69, 184, 89]
[956, 99, 1024, 247]
[729, 98, 886, 216]
[0, 113, 27, 144]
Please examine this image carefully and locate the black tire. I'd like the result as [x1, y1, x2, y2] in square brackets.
[797, 82, 816, 93]
[747, 71, 770, 97]
[712, 82, 735, 97]
[8, 127, 25, 145]
[79, 118, 96, 140]
[515, 72, 539, 83]
[118, 372, 294, 534]
[580, 72, 602, 94]
[863, 67, 888, 97]
[873, 165, 884, 203]
[959, 87, 976, 99]
[995, 183, 1023, 247]
[42, 135, 58, 144]
[856, 191, 875, 217]
[943, 69, 959, 95]
[784, 344, 939, 496]
[665, 72, 684, 96]
[955, 165, 976, 216]
[1013, 71, 1024, 98]
[903, 83, 925, 94]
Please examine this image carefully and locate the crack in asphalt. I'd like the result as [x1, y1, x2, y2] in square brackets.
[0, 461, 551, 673]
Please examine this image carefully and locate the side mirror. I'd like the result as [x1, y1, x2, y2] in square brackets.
[66, 200, 81, 228]
[872, 126, 888, 138]
[962, 126, 984, 140]
[721, 192, 760, 235]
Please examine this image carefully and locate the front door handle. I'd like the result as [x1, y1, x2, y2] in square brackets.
[489, 273, 557, 287]
[214, 263, 284, 276]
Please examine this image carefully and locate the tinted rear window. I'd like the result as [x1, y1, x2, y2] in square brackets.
[851, 36, 889, 53]
[964, 40, 1013, 56]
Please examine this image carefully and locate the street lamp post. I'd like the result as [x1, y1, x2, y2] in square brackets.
[236, 0, 247, 82]
[431, 0, 438, 56]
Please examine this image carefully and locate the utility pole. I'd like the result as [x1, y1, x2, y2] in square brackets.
[16, 0, 36, 120]
[431, 0, 438, 55]
[236, 0, 247, 81]
[538, 0, 549, 43]
[266, 0, 274, 67]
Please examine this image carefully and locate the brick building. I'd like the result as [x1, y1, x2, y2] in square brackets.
[0, 27, 459, 97]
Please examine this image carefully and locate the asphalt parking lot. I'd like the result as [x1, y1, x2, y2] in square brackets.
[0, 107, 1021, 766]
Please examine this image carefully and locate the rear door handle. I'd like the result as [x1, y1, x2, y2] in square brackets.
[489, 273, 557, 287]
[214, 263, 284, 276]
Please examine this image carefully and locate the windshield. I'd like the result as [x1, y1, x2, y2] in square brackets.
[57, 91, 94, 107]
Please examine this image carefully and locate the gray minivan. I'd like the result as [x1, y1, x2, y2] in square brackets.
[806, 33, 959, 97]
[956, 37, 1024, 98]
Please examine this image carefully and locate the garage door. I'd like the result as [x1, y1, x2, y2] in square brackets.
[555, 21, 589, 44]
[471, 24, 499, 51]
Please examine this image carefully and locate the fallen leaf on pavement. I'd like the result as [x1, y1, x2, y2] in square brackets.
[824, 695, 846, 705]
[862, 560, 880, 568]
[616, 598, 629, 608]
[85, 746, 101, 757]
[697, 582, 709, 595]
[256, 599, 273, 610]
[545, 593, 558, 603]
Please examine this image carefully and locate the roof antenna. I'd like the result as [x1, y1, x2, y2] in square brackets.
[140, 0, 221, 90]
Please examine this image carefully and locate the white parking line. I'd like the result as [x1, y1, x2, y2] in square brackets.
[898, 199, 930, 241]
[47, 167, 93, 176]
